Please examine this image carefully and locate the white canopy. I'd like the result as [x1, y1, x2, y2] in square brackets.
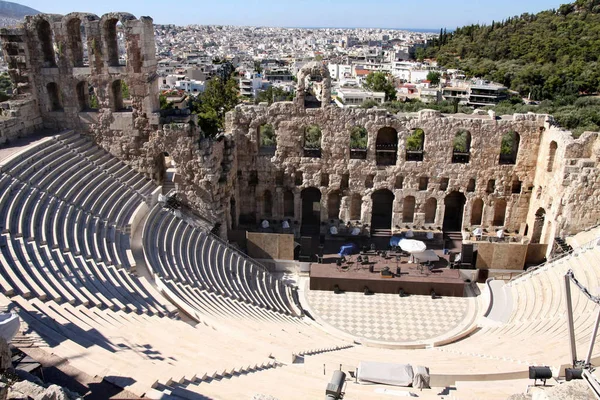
[399, 239, 426, 254]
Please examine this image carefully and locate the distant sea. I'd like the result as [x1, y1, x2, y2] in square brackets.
[288, 27, 443, 33]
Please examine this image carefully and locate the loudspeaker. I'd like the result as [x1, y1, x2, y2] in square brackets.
[529, 366, 552, 386]
[565, 368, 583, 381]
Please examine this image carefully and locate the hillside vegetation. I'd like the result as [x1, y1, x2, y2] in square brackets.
[420, 0, 600, 136]
[425, 0, 600, 101]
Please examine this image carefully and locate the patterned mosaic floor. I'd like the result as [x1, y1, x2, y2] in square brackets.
[305, 289, 472, 343]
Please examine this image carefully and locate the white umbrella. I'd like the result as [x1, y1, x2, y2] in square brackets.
[399, 239, 427, 254]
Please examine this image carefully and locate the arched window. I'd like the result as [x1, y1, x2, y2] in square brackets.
[424, 198, 437, 224]
[547, 141, 558, 172]
[406, 128, 424, 161]
[493, 199, 507, 226]
[76, 81, 87, 111]
[350, 193, 362, 220]
[46, 82, 62, 111]
[303, 125, 322, 157]
[327, 191, 341, 220]
[531, 207, 545, 244]
[258, 124, 276, 155]
[471, 198, 484, 225]
[111, 80, 125, 111]
[103, 18, 125, 67]
[499, 131, 520, 165]
[37, 20, 56, 68]
[67, 18, 86, 67]
[402, 196, 416, 223]
[452, 130, 471, 163]
[349, 126, 367, 159]
[263, 190, 273, 217]
[376, 127, 398, 166]
[283, 190, 294, 217]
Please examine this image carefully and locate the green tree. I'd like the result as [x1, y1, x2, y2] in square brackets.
[121, 81, 130, 100]
[500, 131, 517, 155]
[255, 86, 294, 105]
[192, 74, 239, 137]
[349, 126, 368, 149]
[406, 128, 424, 151]
[363, 72, 397, 101]
[259, 124, 276, 146]
[304, 125, 322, 148]
[426, 71, 441, 86]
[453, 130, 470, 152]
[159, 94, 174, 110]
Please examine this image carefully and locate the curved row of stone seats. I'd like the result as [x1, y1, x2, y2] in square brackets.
[143, 205, 299, 316]
[438, 243, 600, 368]
[0, 131, 155, 236]
[0, 133, 174, 318]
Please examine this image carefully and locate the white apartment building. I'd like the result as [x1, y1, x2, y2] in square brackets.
[335, 88, 385, 108]
[175, 79, 205, 94]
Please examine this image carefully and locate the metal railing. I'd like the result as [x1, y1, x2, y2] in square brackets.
[508, 235, 600, 285]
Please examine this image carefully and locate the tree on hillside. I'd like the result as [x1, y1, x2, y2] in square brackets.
[363, 72, 397, 101]
[426, 71, 441, 86]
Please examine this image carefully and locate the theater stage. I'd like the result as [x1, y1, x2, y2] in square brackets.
[309, 253, 467, 297]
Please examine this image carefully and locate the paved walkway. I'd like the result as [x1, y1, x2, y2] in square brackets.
[305, 286, 478, 344]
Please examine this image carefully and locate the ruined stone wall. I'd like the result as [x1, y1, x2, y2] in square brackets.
[1, 12, 160, 164]
[526, 123, 600, 243]
[229, 102, 545, 234]
[0, 97, 42, 143]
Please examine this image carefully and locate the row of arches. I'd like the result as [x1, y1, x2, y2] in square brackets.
[35, 14, 137, 70]
[45, 79, 128, 112]
[256, 124, 521, 165]
[254, 188, 510, 232]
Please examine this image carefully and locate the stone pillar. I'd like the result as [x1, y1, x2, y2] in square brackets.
[274, 187, 284, 219]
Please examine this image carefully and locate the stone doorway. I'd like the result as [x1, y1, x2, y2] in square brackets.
[371, 189, 394, 230]
[443, 191, 466, 231]
[531, 208, 545, 244]
[301, 187, 321, 235]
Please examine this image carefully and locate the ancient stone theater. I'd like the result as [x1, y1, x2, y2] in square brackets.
[0, 10, 600, 400]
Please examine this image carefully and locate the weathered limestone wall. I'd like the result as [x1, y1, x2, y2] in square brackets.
[229, 102, 544, 234]
[0, 97, 43, 143]
[527, 123, 600, 243]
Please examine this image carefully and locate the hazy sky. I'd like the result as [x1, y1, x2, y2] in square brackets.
[17, 0, 567, 28]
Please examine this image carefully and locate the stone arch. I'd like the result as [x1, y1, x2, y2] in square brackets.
[258, 123, 276, 154]
[46, 82, 62, 111]
[424, 198, 437, 224]
[327, 190, 341, 220]
[283, 190, 294, 218]
[65, 17, 87, 67]
[350, 193, 362, 220]
[101, 13, 135, 67]
[499, 131, 520, 165]
[402, 195, 416, 224]
[301, 187, 322, 232]
[76, 81, 88, 111]
[531, 207, 546, 244]
[376, 127, 398, 166]
[406, 128, 424, 161]
[263, 190, 273, 217]
[296, 61, 332, 109]
[372, 189, 395, 229]
[452, 130, 471, 163]
[493, 199, 507, 226]
[471, 198, 484, 226]
[36, 19, 56, 68]
[111, 79, 125, 111]
[547, 141, 558, 172]
[443, 191, 466, 231]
